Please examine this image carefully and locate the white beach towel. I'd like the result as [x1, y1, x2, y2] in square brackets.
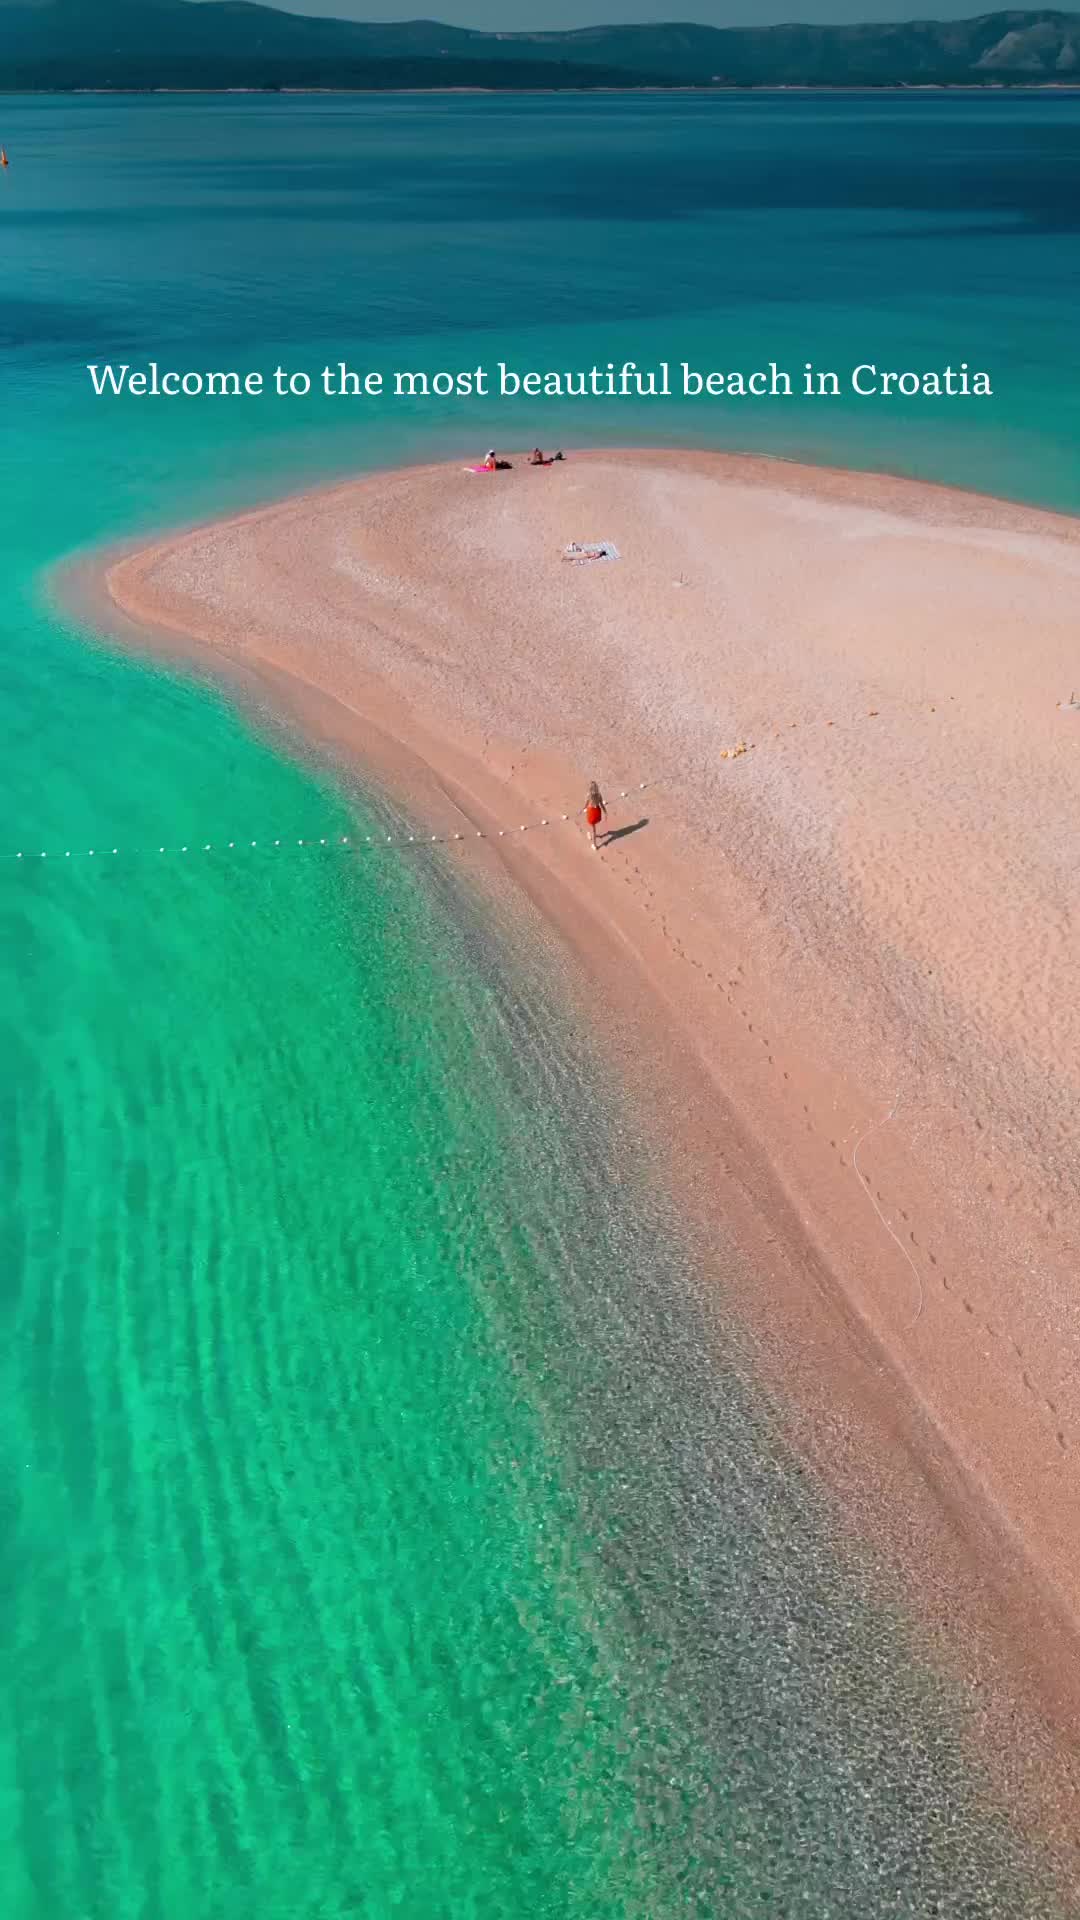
[562, 541, 621, 564]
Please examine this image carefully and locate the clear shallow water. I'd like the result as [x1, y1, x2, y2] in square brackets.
[2, 92, 1079, 1918]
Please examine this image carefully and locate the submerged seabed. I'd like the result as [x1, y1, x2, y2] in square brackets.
[415, 865, 1067, 1920]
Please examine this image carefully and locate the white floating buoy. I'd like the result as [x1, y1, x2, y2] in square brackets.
[65, 852, 71, 859]
[205, 844, 212, 851]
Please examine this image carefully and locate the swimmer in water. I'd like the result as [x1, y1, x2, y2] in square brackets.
[583, 781, 607, 849]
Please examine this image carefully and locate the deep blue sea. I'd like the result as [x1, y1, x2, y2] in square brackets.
[2, 90, 1079, 1919]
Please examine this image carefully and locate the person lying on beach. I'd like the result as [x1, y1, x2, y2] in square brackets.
[583, 781, 607, 849]
[562, 540, 617, 563]
[529, 449, 564, 466]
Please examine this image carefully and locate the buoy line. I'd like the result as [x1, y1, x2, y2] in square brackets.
[2, 782, 657, 867]
[3, 698, 953, 870]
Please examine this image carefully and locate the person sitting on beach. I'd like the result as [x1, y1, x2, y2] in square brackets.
[529, 448, 545, 465]
[583, 781, 607, 850]
[482, 449, 498, 472]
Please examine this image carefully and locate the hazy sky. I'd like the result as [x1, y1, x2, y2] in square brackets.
[235, 1, 994, 28]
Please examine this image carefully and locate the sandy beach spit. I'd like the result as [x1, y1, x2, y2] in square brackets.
[92, 447, 1080, 1843]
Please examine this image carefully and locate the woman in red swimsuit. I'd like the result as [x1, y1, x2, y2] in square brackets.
[584, 781, 607, 849]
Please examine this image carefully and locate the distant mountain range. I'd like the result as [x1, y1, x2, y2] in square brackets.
[5, 2, 1080, 92]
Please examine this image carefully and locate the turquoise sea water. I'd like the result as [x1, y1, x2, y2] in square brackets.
[3, 92, 1080, 1918]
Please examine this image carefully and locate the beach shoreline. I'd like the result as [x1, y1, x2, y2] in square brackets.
[69, 445, 1080, 1870]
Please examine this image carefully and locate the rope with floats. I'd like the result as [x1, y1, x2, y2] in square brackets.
[4, 689, 963, 870]
[1, 781, 660, 867]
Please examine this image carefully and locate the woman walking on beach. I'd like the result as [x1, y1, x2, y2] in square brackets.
[584, 781, 607, 849]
